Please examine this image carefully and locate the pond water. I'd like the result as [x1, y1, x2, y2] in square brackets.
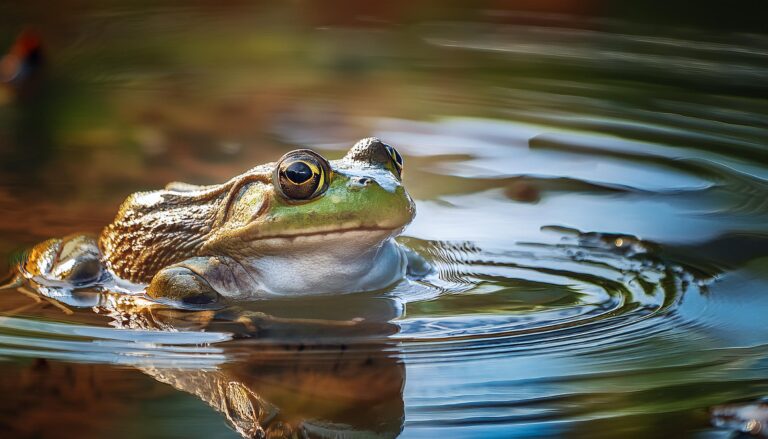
[1, 3, 768, 438]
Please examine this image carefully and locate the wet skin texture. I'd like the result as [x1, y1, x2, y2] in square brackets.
[20, 138, 424, 303]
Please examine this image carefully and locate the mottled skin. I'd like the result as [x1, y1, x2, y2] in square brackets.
[20, 138, 424, 303]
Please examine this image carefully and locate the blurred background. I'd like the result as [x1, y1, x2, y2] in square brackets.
[1, 1, 768, 438]
[1, 0, 766, 245]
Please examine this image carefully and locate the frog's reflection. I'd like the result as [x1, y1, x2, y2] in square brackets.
[121, 293, 405, 438]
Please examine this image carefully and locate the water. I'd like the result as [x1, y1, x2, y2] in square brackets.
[1, 3, 768, 438]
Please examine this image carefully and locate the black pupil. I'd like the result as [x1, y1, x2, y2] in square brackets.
[285, 161, 313, 184]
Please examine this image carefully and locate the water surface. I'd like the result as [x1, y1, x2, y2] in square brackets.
[1, 4, 767, 438]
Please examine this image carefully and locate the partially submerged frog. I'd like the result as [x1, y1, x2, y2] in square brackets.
[19, 138, 427, 304]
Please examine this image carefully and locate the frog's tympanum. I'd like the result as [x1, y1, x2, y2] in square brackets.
[20, 138, 425, 304]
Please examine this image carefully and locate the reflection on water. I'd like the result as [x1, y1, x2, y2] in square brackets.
[0, 295, 406, 437]
[1, 3, 768, 438]
[136, 310, 406, 438]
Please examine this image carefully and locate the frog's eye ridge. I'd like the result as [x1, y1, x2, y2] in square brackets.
[274, 150, 331, 201]
[385, 145, 403, 177]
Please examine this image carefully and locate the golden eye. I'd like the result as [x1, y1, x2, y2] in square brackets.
[384, 145, 403, 177]
[274, 150, 331, 201]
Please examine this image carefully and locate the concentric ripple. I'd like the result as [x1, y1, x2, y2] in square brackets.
[396, 230, 705, 361]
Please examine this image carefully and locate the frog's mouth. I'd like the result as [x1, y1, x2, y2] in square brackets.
[246, 225, 404, 243]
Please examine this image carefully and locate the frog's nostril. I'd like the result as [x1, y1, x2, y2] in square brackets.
[349, 176, 374, 189]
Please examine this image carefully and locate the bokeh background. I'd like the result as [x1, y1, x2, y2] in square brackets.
[1, 1, 765, 245]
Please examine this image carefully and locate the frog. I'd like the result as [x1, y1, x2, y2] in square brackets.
[18, 138, 428, 305]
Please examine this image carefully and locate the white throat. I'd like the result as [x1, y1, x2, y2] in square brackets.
[239, 231, 408, 297]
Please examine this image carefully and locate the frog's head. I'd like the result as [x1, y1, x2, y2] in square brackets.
[206, 138, 414, 255]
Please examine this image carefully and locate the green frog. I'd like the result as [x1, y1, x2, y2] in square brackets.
[19, 138, 427, 304]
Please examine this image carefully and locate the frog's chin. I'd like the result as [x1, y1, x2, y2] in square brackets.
[238, 233, 409, 296]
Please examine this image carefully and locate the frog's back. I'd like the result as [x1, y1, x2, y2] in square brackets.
[99, 186, 227, 283]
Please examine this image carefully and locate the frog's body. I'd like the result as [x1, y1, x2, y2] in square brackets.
[20, 138, 425, 303]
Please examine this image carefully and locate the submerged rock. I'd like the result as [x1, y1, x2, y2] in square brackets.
[711, 398, 768, 437]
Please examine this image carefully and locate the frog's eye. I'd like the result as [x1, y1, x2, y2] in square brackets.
[384, 145, 403, 177]
[274, 149, 331, 201]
